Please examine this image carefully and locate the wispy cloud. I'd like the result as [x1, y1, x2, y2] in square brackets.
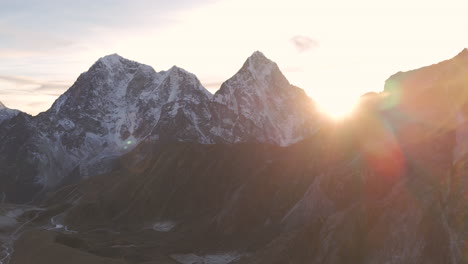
[290, 35, 319, 53]
[0, 75, 69, 98]
[0, 75, 68, 114]
[0, 0, 218, 114]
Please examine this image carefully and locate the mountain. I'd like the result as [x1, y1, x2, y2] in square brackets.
[384, 48, 468, 162]
[3, 49, 468, 264]
[212, 51, 317, 145]
[11, 113, 464, 264]
[3, 49, 464, 264]
[0, 54, 213, 203]
[0, 52, 318, 203]
[0, 101, 19, 125]
[30, 54, 216, 187]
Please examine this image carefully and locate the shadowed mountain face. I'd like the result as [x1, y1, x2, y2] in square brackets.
[21, 112, 466, 264]
[1, 49, 468, 264]
[383, 49, 468, 160]
[0, 102, 19, 125]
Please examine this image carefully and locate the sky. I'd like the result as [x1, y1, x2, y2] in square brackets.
[0, 0, 467, 116]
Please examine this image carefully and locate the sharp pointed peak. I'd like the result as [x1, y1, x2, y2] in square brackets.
[250, 50, 267, 58]
[236, 50, 285, 82]
[0, 101, 5, 109]
[214, 50, 290, 99]
[244, 50, 277, 67]
[246, 50, 274, 64]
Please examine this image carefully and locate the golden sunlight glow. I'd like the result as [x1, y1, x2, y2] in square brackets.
[2, 0, 468, 115]
[316, 95, 358, 120]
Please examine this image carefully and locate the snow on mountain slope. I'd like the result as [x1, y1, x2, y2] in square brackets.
[0, 52, 319, 202]
[213, 51, 317, 145]
[0, 102, 19, 125]
[0, 54, 216, 199]
[29, 54, 216, 187]
[148, 65, 215, 143]
[4, 51, 468, 263]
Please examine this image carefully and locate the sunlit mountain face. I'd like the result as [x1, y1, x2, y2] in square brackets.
[1, 49, 468, 264]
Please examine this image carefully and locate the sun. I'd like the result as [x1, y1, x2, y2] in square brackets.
[316, 96, 358, 120]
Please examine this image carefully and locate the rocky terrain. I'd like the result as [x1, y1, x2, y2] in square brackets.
[0, 103, 19, 125]
[0, 49, 468, 263]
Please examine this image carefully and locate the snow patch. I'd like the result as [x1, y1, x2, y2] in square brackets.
[47, 213, 76, 233]
[58, 118, 75, 131]
[152, 221, 176, 232]
[98, 54, 123, 69]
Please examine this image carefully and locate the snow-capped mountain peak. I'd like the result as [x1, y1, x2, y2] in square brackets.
[213, 51, 299, 110]
[243, 50, 282, 81]
[91, 53, 156, 80]
[211, 51, 317, 146]
[0, 51, 319, 202]
[98, 53, 123, 66]
[214, 52, 290, 105]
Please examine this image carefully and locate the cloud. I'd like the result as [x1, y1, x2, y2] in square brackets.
[290, 35, 319, 53]
[0, 0, 216, 61]
[0, 75, 38, 85]
[0, 75, 68, 115]
[0, 75, 69, 96]
[34, 85, 68, 96]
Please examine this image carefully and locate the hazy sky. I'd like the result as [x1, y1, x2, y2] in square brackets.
[1, 0, 467, 115]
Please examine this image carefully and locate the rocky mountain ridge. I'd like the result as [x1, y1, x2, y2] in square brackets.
[0, 51, 317, 203]
[1, 49, 468, 264]
[0, 102, 19, 125]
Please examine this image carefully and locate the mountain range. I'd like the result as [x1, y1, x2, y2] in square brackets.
[0, 51, 316, 203]
[1, 49, 468, 264]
